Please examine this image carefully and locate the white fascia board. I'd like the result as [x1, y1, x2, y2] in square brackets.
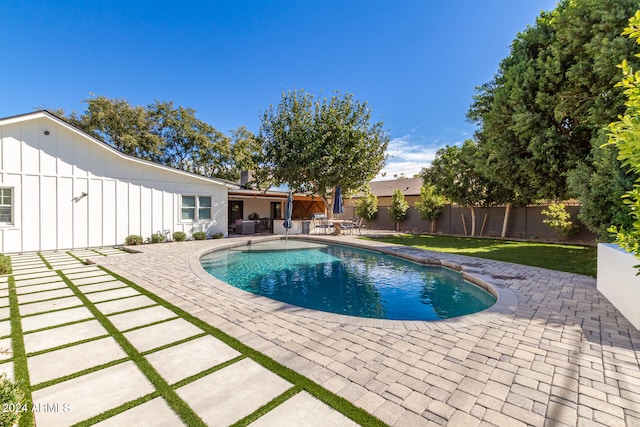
[0, 111, 240, 189]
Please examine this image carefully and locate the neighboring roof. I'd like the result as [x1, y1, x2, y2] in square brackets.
[0, 110, 241, 189]
[356, 177, 423, 198]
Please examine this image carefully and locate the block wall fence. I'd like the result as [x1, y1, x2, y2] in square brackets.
[344, 204, 598, 243]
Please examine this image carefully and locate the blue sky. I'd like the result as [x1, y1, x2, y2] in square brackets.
[2, 1, 558, 179]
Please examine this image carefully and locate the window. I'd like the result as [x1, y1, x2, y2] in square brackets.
[181, 196, 195, 220]
[181, 195, 212, 221]
[0, 188, 12, 225]
[198, 196, 212, 220]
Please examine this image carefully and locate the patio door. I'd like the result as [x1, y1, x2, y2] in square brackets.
[270, 202, 282, 233]
[229, 201, 243, 226]
[270, 202, 282, 221]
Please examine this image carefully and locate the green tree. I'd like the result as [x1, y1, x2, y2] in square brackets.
[422, 140, 490, 237]
[414, 185, 446, 233]
[69, 95, 162, 160]
[566, 136, 634, 237]
[148, 101, 234, 179]
[257, 89, 389, 214]
[389, 189, 409, 232]
[468, 0, 639, 218]
[541, 203, 576, 241]
[230, 126, 261, 183]
[62, 95, 256, 181]
[355, 185, 378, 226]
[607, 10, 640, 262]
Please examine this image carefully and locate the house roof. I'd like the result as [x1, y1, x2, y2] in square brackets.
[0, 110, 241, 189]
[357, 177, 423, 198]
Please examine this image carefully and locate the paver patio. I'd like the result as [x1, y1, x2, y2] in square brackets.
[2, 245, 374, 426]
[94, 235, 640, 426]
[2, 234, 640, 425]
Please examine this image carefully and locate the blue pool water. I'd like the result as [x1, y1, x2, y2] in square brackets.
[200, 242, 496, 321]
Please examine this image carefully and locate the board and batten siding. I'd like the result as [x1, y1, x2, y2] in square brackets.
[0, 113, 230, 253]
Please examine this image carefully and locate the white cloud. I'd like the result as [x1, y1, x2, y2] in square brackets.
[374, 135, 439, 180]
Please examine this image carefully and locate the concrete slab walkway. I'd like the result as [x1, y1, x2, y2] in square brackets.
[3, 246, 360, 426]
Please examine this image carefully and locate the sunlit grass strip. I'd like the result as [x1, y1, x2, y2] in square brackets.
[25, 334, 111, 359]
[57, 271, 207, 427]
[99, 266, 389, 427]
[99, 303, 161, 318]
[89, 249, 110, 256]
[77, 282, 130, 292]
[8, 275, 35, 427]
[118, 316, 183, 334]
[170, 355, 246, 389]
[21, 317, 95, 336]
[230, 386, 303, 427]
[30, 356, 129, 391]
[75, 355, 247, 426]
[36, 253, 52, 270]
[17, 305, 86, 320]
[73, 391, 162, 427]
[64, 251, 89, 265]
[12, 283, 70, 296]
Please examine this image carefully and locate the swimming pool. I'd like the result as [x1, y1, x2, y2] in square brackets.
[200, 241, 496, 321]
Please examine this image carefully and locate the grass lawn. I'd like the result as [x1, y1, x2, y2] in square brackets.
[363, 234, 597, 277]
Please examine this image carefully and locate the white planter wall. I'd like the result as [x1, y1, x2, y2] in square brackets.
[597, 243, 640, 330]
[0, 112, 231, 253]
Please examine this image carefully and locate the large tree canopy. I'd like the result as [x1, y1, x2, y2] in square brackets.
[468, 0, 639, 235]
[63, 95, 256, 182]
[257, 89, 389, 212]
[422, 140, 499, 236]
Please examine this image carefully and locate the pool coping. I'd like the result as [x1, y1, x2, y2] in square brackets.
[187, 235, 518, 331]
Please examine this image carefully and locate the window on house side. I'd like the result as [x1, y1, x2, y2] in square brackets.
[198, 196, 212, 220]
[181, 195, 212, 221]
[0, 188, 13, 224]
[181, 196, 196, 221]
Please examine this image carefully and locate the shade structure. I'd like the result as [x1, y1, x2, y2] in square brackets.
[283, 191, 293, 241]
[333, 186, 344, 215]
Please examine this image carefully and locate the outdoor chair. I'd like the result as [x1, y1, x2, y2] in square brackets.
[348, 217, 363, 235]
[339, 221, 354, 235]
[312, 214, 332, 234]
[231, 218, 243, 234]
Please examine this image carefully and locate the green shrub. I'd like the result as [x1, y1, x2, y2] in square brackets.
[541, 203, 575, 241]
[0, 373, 25, 427]
[355, 185, 378, 225]
[607, 11, 640, 267]
[210, 232, 224, 239]
[389, 189, 409, 232]
[125, 235, 144, 245]
[173, 231, 186, 242]
[414, 185, 446, 233]
[192, 231, 207, 240]
[151, 233, 164, 244]
[0, 255, 10, 275]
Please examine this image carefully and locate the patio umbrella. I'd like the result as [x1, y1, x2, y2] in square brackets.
[283, 191, 293, 242]
[333, 186, 344, 216]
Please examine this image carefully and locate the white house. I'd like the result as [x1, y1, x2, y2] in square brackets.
[0, 111, 237, 253]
